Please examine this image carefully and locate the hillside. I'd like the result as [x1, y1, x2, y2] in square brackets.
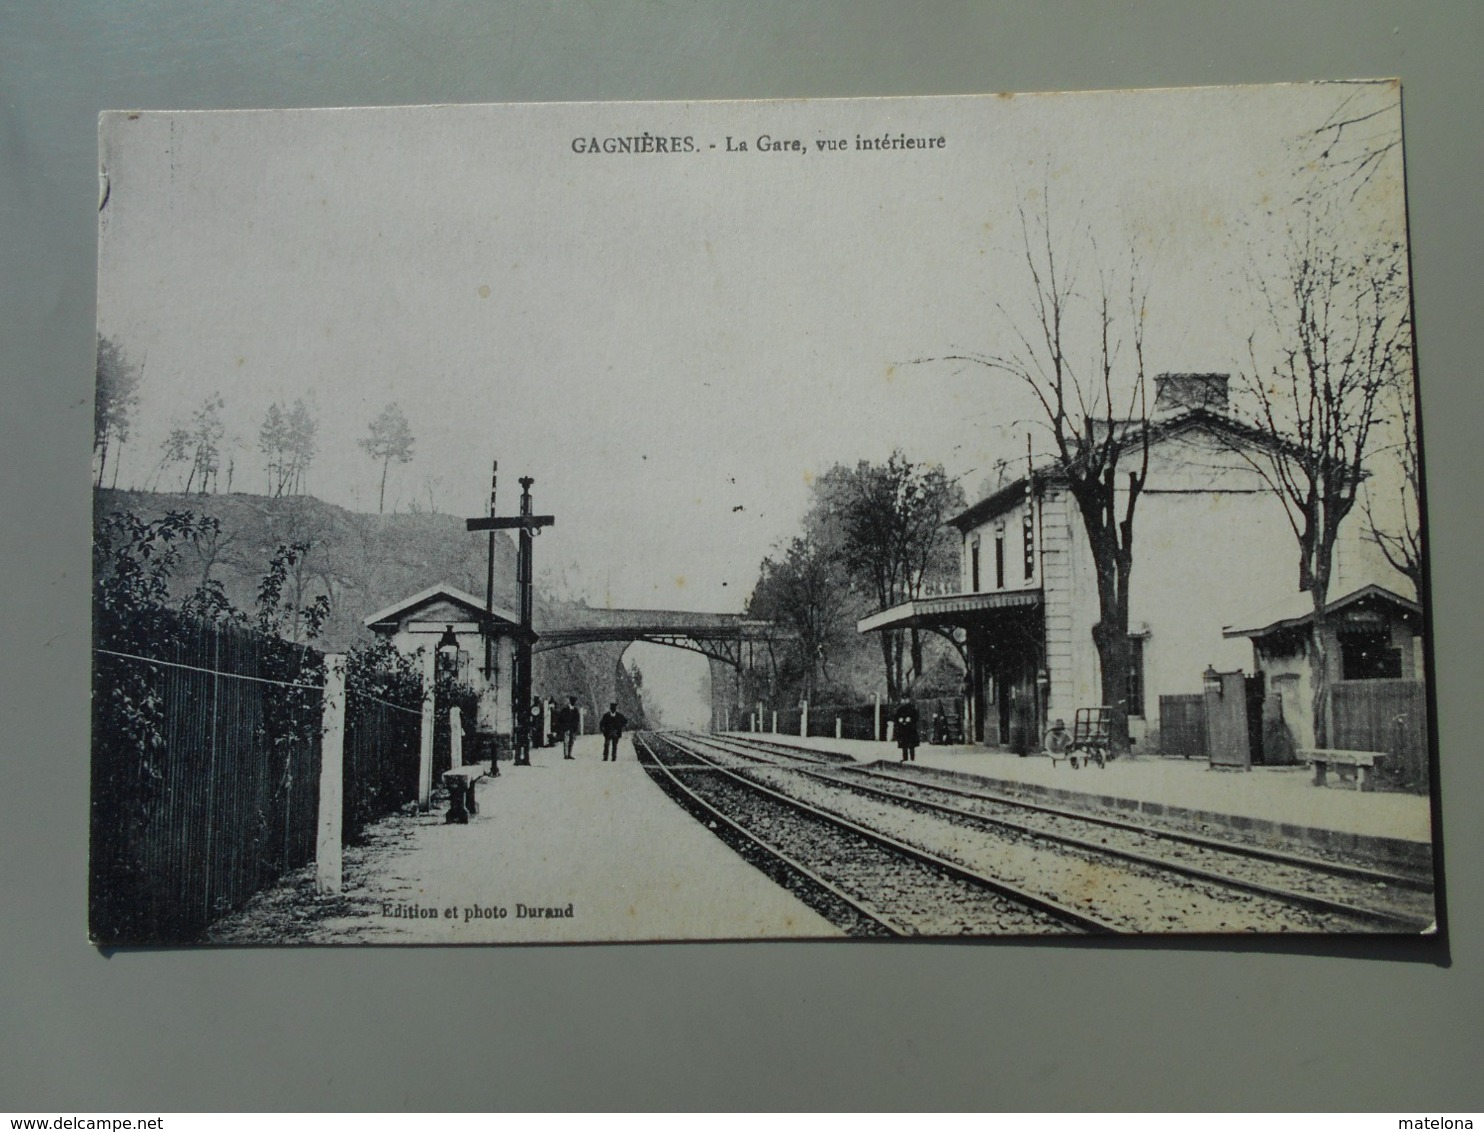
[95, 489, 519, 653]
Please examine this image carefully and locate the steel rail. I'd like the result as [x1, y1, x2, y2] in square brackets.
[699, 731, 1433, 932]
[632, 734, 907, 936]
[706, 731, 1434, 889]
[651, 732, 1117, 934]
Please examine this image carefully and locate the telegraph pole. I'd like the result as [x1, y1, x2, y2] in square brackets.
[466, 474, 554, 767]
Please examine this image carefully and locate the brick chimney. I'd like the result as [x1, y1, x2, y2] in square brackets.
[1153, 372, 1229, 415]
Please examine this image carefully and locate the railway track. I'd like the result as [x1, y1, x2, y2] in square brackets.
[640, 730, 1435, 936]
[634, 732, 1115, 937]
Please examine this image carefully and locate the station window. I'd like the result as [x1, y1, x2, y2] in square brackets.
[970, 541, 981, 592]
[994, 533, 1005, 589]
[1126, 637, 1145, 718]
[1340, 630, 1403, 680]
[1022, 512, 1035, 581]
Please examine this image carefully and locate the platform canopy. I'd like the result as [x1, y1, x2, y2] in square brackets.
[857, 590, 1043, 634]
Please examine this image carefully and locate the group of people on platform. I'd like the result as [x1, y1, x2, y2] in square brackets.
[527, 695, 628, 761]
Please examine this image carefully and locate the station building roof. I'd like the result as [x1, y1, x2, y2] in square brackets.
[858, 589, 1043, 634]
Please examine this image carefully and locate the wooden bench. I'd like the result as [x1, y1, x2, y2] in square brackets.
[1301, 748, 1387, 792]
[441, 766, 485, 823]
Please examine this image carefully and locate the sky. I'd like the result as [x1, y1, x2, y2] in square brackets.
[96, 82, 1410, 629]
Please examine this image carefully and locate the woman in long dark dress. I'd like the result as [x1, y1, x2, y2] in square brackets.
[893, 695, 920, 762]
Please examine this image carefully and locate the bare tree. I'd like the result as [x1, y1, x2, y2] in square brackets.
[359, 402, 415, 513]
[1238, 220, 1411, 745]
[943, 206, 1152, 754]
[93, 335, 141, 488]
[1362, 376, 1423, 594]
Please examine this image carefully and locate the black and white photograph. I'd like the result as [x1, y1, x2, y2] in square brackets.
[89, 81, 1436, 946]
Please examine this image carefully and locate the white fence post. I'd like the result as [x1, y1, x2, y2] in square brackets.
[771, 710, 777, 733]
[450, 706, 463, 769]
[316, 654, 346, 895]
[801, 700, 809, 738]
[874, 693, 882, 741]
[836, 717, 842, 739]
[418, 648, 436, 810]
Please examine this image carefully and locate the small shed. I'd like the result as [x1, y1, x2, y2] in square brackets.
[363, 583, 522, 739]
[1223, 583, 1423, 753]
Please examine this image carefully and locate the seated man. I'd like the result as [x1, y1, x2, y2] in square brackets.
[1045, 718, 1072, 758]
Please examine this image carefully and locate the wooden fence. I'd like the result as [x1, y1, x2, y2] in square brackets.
[91, 614, 325, 944]
[1332, 678, 1430, 792]
[742, 697, 963, 742]
[1157, 693, 1207, 758]
[91, 611, 426, 944]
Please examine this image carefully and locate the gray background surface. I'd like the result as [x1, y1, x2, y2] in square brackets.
[1, 1, 1479, 1111]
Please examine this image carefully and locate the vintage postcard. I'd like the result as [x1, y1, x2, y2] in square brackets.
[90, 83, 1436, 945]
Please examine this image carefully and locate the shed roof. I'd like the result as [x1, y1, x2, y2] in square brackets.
[1222, 583, 1421, 640]
[363, 583, 520, 632]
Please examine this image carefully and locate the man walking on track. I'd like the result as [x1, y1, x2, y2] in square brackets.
[600, 701, 628, 762]
[557, 695, 581, 759]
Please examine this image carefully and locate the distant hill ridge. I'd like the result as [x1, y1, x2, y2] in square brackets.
[95, 489, 519, 654]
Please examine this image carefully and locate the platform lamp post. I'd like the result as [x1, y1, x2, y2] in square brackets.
[436, 624, 460, 766]
[465, 473, 554, 769]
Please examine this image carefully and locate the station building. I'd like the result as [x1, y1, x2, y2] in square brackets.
[859, 373, 1401, 756]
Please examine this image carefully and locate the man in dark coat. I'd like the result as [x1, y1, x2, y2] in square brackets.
[530, 698, 546, 748]
[557, 695, 581, 759]
[599, 701, 628, 762]
[893, 694, 920, 762]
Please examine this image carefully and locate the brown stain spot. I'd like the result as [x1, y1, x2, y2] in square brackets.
[996, 91, 1014, 100]
[477, 284, 490, 299]
[675, 576, 686, 589]
[236, 357, 246, 367]
[802, 468, 815, 486]
[885, 364, 896, 382]
[627, 905, 637, 917]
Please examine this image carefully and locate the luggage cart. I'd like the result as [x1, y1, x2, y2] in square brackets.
[1069, 706, 1113, 768]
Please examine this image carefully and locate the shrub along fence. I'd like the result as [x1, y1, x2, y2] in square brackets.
[91, 609, 431, 944]
[342, 681, 423, 844]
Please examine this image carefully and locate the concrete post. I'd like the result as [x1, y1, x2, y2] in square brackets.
[874, 693, 882, 741]
[418, 647, 436, 810]
[836, 717, 842, 739]
[887, 721, 895, 744]
[771, 710, 777, 733]
[579, 706, 588, 735]
[450, 706, 463, 769]
[801, 700, 809, 738]
[316, 655, 346, 895]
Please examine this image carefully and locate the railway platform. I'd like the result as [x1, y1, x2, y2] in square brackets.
[207, 733, 838, 944]
[726, 733, 1436, 871]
